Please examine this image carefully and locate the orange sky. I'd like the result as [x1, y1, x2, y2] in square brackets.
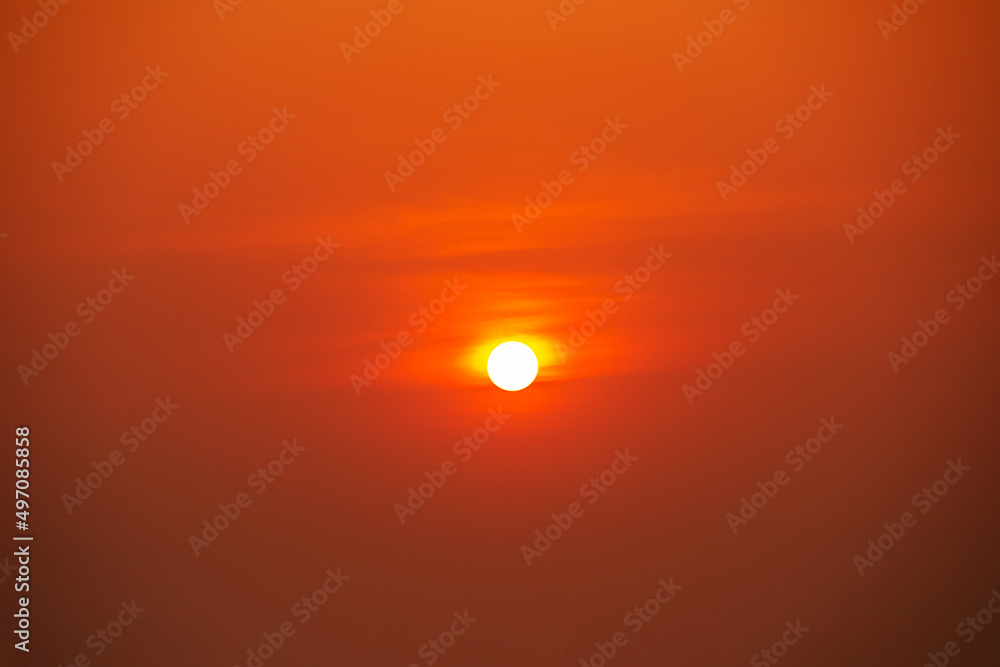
[4, 0, 999, 390]
[2, 0, 999, 665]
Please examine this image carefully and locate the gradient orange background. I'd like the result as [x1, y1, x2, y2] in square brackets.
[2, 0, 1000, 665]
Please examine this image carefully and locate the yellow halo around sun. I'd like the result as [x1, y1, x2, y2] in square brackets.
[487, 341, 538, 391]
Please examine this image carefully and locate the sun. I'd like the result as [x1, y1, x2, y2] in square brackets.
[487, 341, 538, 391]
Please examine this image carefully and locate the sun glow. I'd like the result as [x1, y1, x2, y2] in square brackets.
[487, 341, 539, 391]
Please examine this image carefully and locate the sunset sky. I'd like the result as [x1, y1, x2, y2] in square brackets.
[2, 0, 999, 665]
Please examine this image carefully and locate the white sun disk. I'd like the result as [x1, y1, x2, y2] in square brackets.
[487, 342, 538, 391]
